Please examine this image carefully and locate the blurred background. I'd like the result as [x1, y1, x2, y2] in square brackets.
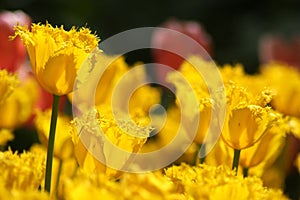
[1, 0, 300, 73]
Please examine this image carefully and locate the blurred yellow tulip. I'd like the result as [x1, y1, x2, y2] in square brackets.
[0, 76, 38, 129]
[0, 69, 19, 104]
[70, 106, 151, 178]
[260, 63, 300, 117]
[34, 109, 74, 160]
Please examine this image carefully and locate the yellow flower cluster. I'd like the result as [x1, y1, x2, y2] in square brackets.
[165, 163, 288, 200]
[0, 22, 299, 199]
[0, 149, 45, 190]
[61, 169, 183, 200]
[167, 58, 296, 161]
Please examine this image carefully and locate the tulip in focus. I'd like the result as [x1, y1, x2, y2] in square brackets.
[12, 22, 99, 96]
[0, 10, 31, 72]
[222, 105, 272, 150]
[12, 22, 99, 192]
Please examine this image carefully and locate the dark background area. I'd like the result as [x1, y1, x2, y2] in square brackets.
[1, 0, 300, 73]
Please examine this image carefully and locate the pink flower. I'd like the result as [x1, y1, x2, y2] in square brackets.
[259, 34, 300, 68]
[151, 18, 213, 83]
[0, 10, 31, 72]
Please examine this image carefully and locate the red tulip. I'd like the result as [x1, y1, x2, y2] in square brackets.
[0, 10, 31, 72]
[151, 18, 213, 84]
[259, 34, 300, 68]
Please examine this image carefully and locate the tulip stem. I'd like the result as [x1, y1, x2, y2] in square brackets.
[243, 167, 249, 177]
[193, 143, 206, 165]
[232, 148, 241, 175]
[45, 94, 60, 193]
[200, 143, 206, 164]
[193, 144, 200, 165]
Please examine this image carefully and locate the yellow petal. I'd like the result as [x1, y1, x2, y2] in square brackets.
[222, 105, 270, 149]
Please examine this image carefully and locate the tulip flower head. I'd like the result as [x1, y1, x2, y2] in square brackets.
[71, 106, 151, 178]
[12, 23, 99, 95]
[221, 83, 276, 150]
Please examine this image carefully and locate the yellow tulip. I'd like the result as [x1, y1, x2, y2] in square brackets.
[166, 57, 226, 164]
[0, 69, 19, 104]
[92, 54, 161, 114]
[193, 99, 213, 144]
[221, 105, 272, 150]
[221, 81, 276, 150]
[12, 23, 99, 95]
[69, 53, 161, 117]
[239, 124, 286, 169]
[260, 63, 300, 117]
[0, 76, 38, 129]
[167, 62, 213, 145]
[70, 106, 151, 178]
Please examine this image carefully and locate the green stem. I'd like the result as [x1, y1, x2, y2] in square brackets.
[45, 95, 60, 193]
[193, 143, 206, 165]
[232, 149, 241, 175]
[199, 143, 206, 164]
[243, 167, 249, 177]
[193, 143, 201, 166]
